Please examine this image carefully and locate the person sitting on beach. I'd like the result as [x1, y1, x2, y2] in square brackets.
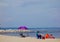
[36, 31, 42, 39]
[45, 33, 50, 39]
[20, 33, 26, 37]
[49, 34, 55, 39]
[41, 34, 45, 39]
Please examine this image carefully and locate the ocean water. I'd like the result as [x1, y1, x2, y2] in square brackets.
[0, 27, 60, 38]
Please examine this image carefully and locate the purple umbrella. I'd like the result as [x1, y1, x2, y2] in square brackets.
[18, 26, 28, 30]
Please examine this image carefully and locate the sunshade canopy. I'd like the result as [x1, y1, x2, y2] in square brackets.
[18, 26, 28, 30]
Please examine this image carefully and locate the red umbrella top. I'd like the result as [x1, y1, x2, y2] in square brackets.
[18, 26, 28, 30]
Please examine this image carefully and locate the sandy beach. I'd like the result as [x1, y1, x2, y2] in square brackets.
[0, 35, 60, 42]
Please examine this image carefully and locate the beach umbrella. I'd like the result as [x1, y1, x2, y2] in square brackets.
[18, 26, 28, 30]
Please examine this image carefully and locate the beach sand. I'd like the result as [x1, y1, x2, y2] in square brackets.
[0, 35, 60, 42]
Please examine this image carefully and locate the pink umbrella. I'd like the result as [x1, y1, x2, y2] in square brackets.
[18, 26, 28, 30]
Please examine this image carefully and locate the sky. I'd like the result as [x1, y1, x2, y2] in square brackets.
[0, 0, 60, 28]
